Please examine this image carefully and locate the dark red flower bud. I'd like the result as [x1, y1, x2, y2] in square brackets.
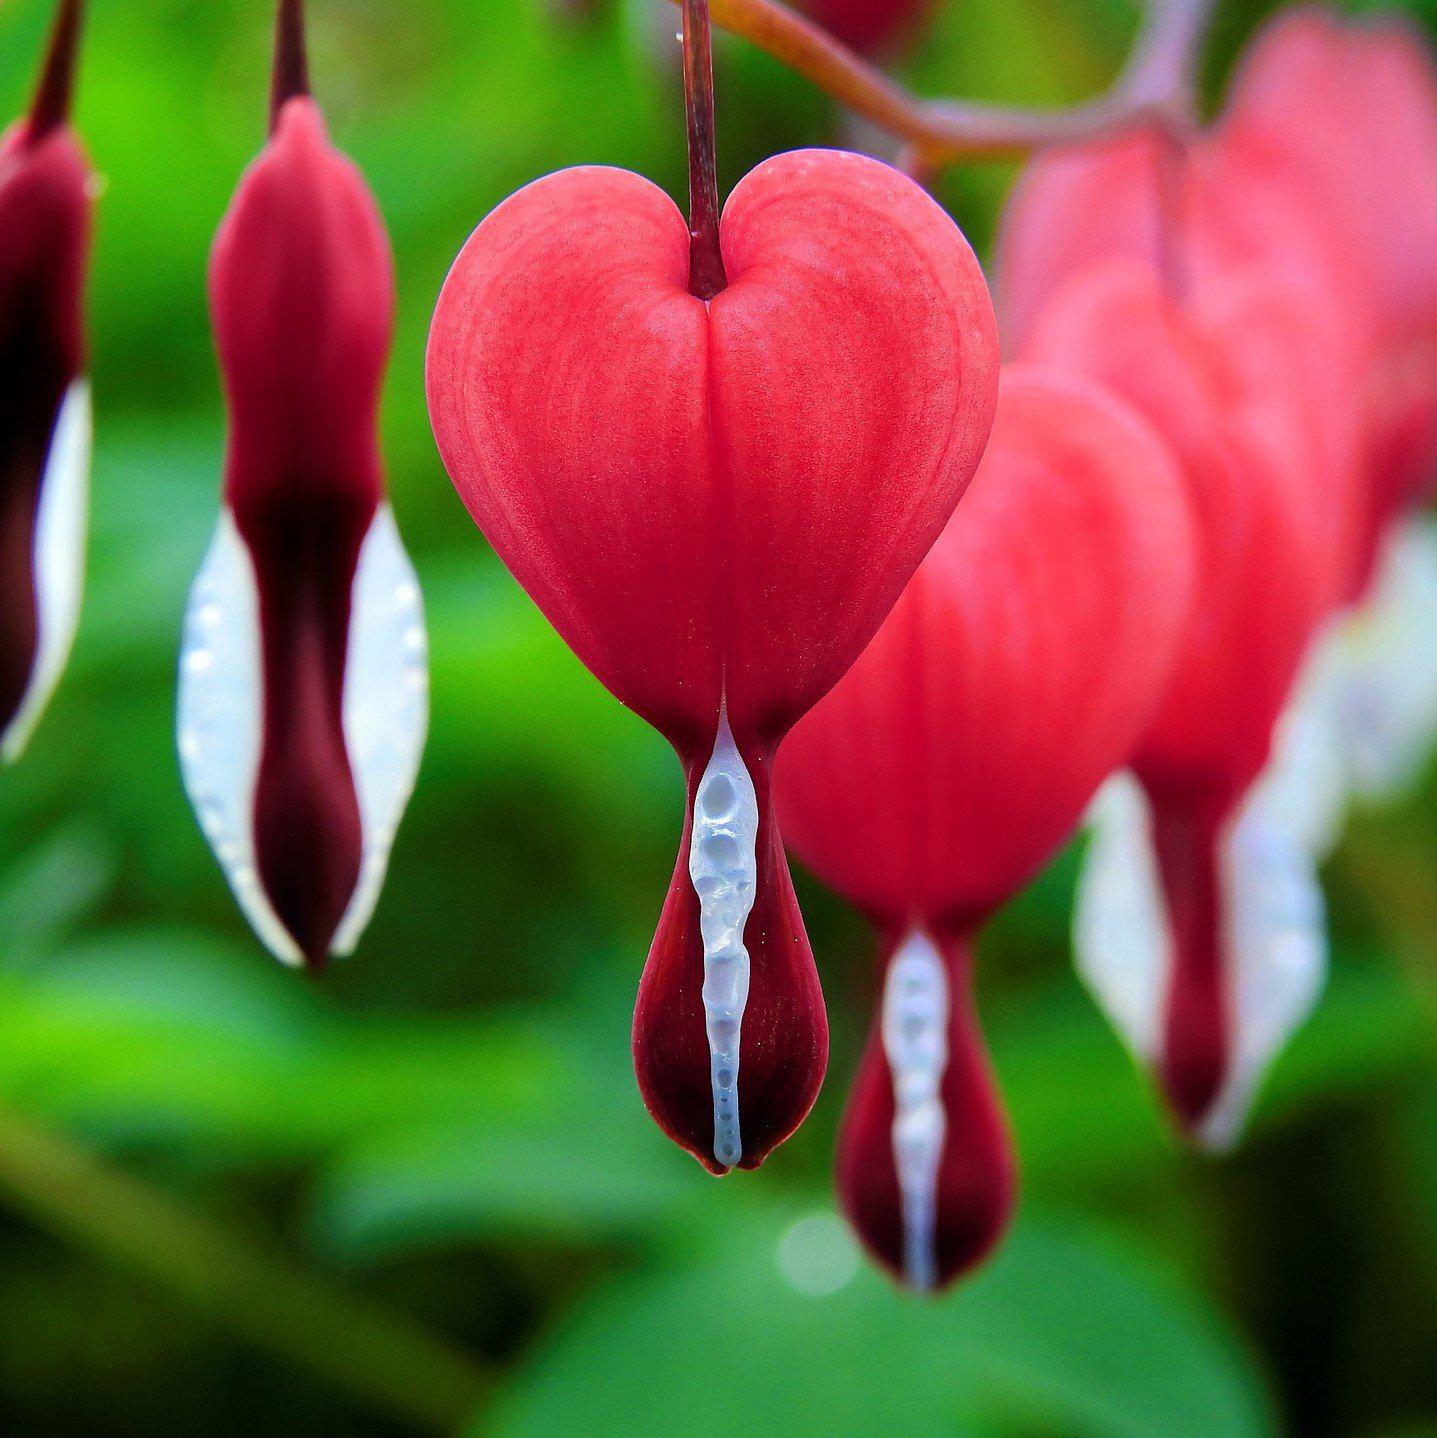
[178, 0, 428, 972]
[0, 0, 92, 761]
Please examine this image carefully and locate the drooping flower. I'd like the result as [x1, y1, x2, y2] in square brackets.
[177, 0, 428, 972]
[776, 366, 1194, 1286]
[0, 0, 93, 762]
[995, 11, 1437, 1146]
[1216, 9, 1437, 819]
[426, 0, 999, 1172]
[1025, 259, 1346, 1146]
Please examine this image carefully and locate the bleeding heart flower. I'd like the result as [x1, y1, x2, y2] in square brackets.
[0, 0, 92, 762]
[1026, 260, 1343, 1144]
[177, 0, 429, 972]
[775, 366, 1194, 1285]
[426, 5, 999, 1172]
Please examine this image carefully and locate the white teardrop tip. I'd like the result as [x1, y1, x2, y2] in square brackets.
[689, 711, 759, 1170]
[882, 929, 949, 1292]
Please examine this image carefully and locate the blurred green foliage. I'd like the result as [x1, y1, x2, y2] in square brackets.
[0, 0, 1433, 1433]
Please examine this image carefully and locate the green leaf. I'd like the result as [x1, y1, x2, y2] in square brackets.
[479, 1206, 1272, 1438]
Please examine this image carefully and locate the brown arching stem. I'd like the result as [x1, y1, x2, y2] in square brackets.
[270, 0, 312, 133]
[28, 0, 85, 138]
[669, 0, 1215, 166]
[683, 0, 729, 299]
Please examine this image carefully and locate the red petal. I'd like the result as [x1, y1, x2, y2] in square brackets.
[1026, 265, 1338, 799]
[795, 0, 930, 58]
[778, 365, 1195, 927]
[428, 152, 997, 749]
[1222, 7, 1437, 570]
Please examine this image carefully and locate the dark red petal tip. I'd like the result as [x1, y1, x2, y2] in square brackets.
[270, 0, 312, 134]
[28, 0, 85, 139]
[837, 932, 1015, 1291]
[243, 506, 370, 972]
[1149, 790, 1230, 1136]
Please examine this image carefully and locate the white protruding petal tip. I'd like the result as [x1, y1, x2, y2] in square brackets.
[1074, 773, 1168, 1065]
[176, 509, 303, 970]
[1, 378, 91, 763]
[331, 504, 430, 958]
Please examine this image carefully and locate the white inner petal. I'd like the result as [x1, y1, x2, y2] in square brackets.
[176, 509, 302, 968]
[1075, 728, 1328, 1151]
[881, 929, 949, 1291]
[689, 710, 758, 1170]
[2, 378, 91, 762]
[1328, 516, 1437, 800]
[1073, 772, 1169, 1063]
[1201, 746, 1328, 1152]
[331, 503, 430, 956]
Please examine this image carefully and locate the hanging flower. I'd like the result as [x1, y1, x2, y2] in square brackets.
[1027, 259, 1345, 1145]
[177, 0, 428, 972]
[1219, 8, 1437, 812]
[425, 0, 999, 1172]
[0, 0, 92, 762]
[776, 366, 1194, 1285]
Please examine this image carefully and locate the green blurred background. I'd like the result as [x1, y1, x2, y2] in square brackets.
[0, 0, 1434, 1432]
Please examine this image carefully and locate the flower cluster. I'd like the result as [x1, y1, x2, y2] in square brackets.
[4, 0, 1436, 1299]
[1001, 6, 1437, 1155]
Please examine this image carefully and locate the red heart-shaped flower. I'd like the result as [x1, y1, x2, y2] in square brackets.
[427, 148, 999, 1171]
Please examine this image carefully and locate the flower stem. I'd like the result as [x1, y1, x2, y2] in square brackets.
[0, 1104, 491, 1433]
[270, 0, 311, 133]
[28, 0, 85, 138]
[682, 0, 728, 300]
[672, 0, 1214, 165]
